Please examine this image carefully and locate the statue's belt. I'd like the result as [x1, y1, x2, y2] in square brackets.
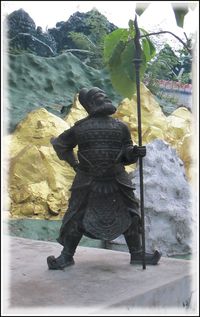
[78, 163, 125, 178]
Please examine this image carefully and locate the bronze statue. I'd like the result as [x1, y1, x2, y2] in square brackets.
[47, 87, 161, 270]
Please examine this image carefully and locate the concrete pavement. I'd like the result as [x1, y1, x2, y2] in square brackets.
[2, 236, 197, 315]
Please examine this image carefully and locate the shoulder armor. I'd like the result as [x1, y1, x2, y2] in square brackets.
[74, 116, 90, 126]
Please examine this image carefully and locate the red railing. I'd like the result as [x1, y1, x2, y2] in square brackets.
[144, 79, 192, 93]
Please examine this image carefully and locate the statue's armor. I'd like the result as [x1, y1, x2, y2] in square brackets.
[52, 115, 140, 244]
[76, 116, 125, 170]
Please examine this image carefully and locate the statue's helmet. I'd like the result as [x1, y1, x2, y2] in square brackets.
[78, 87, 116, 115]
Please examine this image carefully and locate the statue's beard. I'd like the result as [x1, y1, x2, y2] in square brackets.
[96, 98, 112, 107]
[90, 98, 116, 116]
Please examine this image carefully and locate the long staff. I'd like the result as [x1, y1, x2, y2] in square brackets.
[133, 15, 146, 269]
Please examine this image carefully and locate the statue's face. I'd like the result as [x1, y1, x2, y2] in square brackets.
[91, 91, 112, 107]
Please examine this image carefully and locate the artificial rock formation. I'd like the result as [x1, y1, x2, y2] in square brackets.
[64, 94, 87, 127]
[7, 108, 75, 219]
[130, 139, 193, 257]
[7, 52, 121, 133]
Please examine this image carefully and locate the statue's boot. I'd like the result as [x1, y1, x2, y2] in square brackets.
[123, 215, 162, 265]
[130, 249, 162, 265]
[47, 252, 74, 270]
[47, 232, 82, 270]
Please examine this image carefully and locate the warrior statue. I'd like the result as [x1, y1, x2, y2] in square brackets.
[47, 87, 162, 270]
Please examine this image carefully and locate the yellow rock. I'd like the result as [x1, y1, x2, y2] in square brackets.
[64, 94, 88, 126]
[9, 108, 70, 158]
[142, 126, 165, 144]
[171, 107, 192, 121]
[178, 133, 193, 180]
[7, 108, 74, 219]
[165, 107, 192, 180]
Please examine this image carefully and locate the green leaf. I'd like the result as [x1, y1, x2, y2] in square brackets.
[107, 39, 147, 99]
[146, 37, 156, 58]
[141, 38, 150, 62]
[109, 62, 136, 99]
[122, 40, 146, 82]
[140, 28, 156, 60]
[104, 25, 156, 99]
[104, 29, 129, 63]
[108, 40, 126, 67]
[106, 41, 136, 99]
[121, 40, 136, 81]
[171, 4, 188, 28]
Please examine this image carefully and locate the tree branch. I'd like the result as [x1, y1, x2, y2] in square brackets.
[140, 31, 192, 53]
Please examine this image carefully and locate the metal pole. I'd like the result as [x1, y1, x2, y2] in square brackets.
[133, 15, 146, 270]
